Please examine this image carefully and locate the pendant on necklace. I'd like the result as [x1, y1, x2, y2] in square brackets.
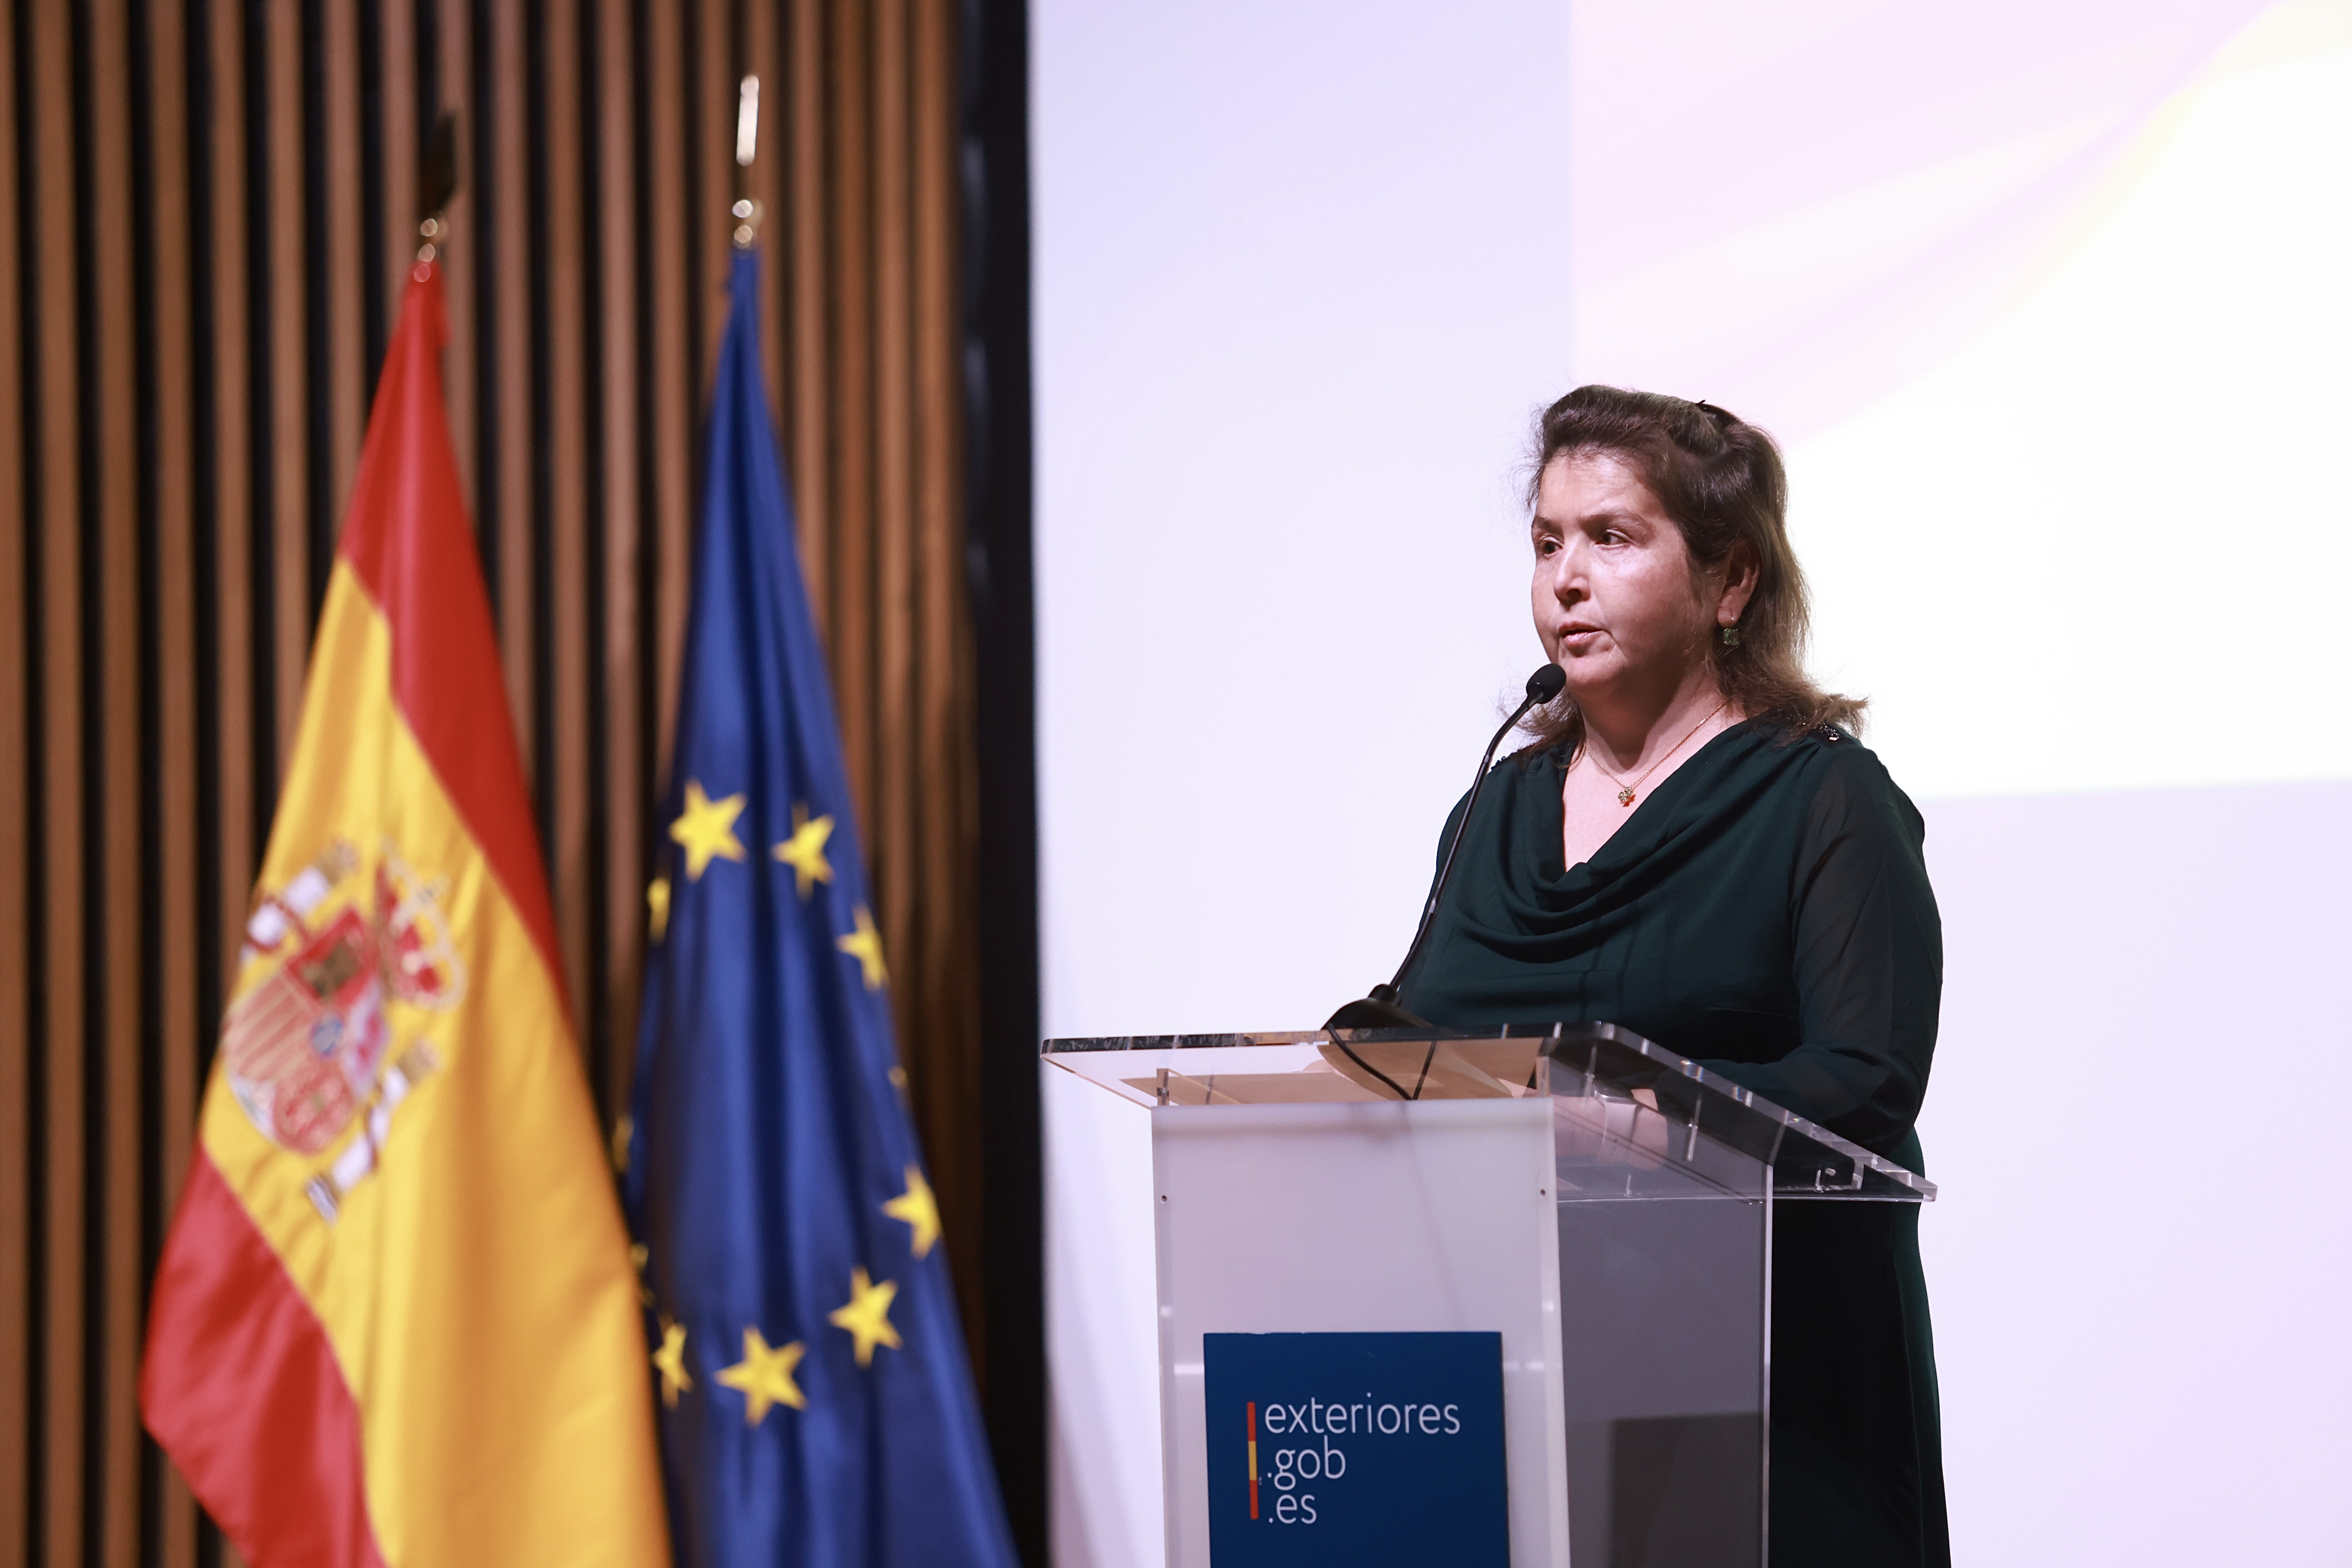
[1616, 787, 1636, 807]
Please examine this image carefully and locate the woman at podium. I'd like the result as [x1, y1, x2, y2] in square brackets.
[1397, 386, 1948, 1568]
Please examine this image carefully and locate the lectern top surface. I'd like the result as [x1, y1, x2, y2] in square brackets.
[1043, 1022, 1934, 1202]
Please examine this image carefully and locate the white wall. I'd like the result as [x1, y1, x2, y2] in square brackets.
[1035, 1, 1580, 1039]
[1922, 781, 2352, 1565]
[1034, 3, 2352, 1563]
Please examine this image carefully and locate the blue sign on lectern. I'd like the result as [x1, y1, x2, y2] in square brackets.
[1202, 1331, 1508, 1566]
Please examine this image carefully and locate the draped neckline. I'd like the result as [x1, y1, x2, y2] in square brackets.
[1479, 716, 1804, 934]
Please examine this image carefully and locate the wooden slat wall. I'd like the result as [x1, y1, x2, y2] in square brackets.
[0, 2, 1004, 1563]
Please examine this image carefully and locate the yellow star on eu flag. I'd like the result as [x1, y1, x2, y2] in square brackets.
[836, 904, 888, 990]
[883, 1165, 941, 1259]
[828, 1266, 903, 1367]
[651, 1318, 693, 1408]
[646, 876, 671, 941]
[629, 1242, 653, 1306]
[772, 803, 835, 899]
[715, 1325, 807, 1424]
[670, 780, 747, 880]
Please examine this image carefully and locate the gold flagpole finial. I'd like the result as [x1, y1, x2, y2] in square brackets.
[735, 74, 760, 168]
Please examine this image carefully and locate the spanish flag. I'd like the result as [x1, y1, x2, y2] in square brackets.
[140, 259, 669, 1568]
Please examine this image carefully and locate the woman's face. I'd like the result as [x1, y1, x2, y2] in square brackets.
[1530, 451, 1725, 707]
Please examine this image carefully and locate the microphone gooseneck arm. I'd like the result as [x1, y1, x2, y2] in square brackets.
[1324, 663, 1566, 1035]
[1380, 665, 1565, 1000]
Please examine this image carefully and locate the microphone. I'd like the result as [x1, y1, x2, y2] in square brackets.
[1325, 662, 1569, 1031]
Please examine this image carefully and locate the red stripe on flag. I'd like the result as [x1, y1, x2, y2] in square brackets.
[140, 1153, 389, 1568]
[333, 261, 565, 996]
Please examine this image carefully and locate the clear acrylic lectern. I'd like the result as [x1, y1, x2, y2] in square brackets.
[1044, 1023, 1934, 1568]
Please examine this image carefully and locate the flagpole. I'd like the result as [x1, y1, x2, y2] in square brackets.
[417, 109, 461, 266]
[732, 74, 761, 247]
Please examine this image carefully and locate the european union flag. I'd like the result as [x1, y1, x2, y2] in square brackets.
[622, 247, 1019, 1568]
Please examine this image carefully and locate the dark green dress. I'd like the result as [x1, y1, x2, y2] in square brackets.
[1399, 719, 1950, 1568]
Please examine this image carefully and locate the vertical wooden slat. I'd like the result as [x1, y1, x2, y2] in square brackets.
[491, 0, 532, 778]
[645, 0, 689, 775]
[28, 8, 86, 1565]
[84, 0, 144, 1557]
[323, 0, 364, 522]
[266, 0, 310, 777]
[216, 0, 255, 1424]
[542, 0, 591, 1036]
[693, 0, 730, 385]
[595, 0, 639, 1113]
[211, 0, 257, 1002]
[141, 0, 203, 1549]
[0, 0, 29, 1548]
[828, 0, 874, 835]
[910, 0, 981, 1351]
[786, 0, 828, 642]
[434, 0, 475, 516]
[381, 0, 417, 332]
[871, 0, 916, 1057]
[221, 0, 265, 1495]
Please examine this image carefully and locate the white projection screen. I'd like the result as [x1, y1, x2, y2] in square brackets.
[1032, 3, 2352, 1565]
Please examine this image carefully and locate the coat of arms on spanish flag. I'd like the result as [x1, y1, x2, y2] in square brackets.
[140, 257, 670, 1568]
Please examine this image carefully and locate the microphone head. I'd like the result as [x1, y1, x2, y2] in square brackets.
[1526, 663, 1567, 703]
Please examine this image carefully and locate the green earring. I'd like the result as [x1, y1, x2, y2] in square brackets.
[1720, 625, 1741, 648]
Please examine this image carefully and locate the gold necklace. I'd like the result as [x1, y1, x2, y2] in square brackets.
[1583, 701, 1729, 808]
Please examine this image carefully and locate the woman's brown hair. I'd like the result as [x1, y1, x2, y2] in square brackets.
[1519, 384, 1864, 756]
